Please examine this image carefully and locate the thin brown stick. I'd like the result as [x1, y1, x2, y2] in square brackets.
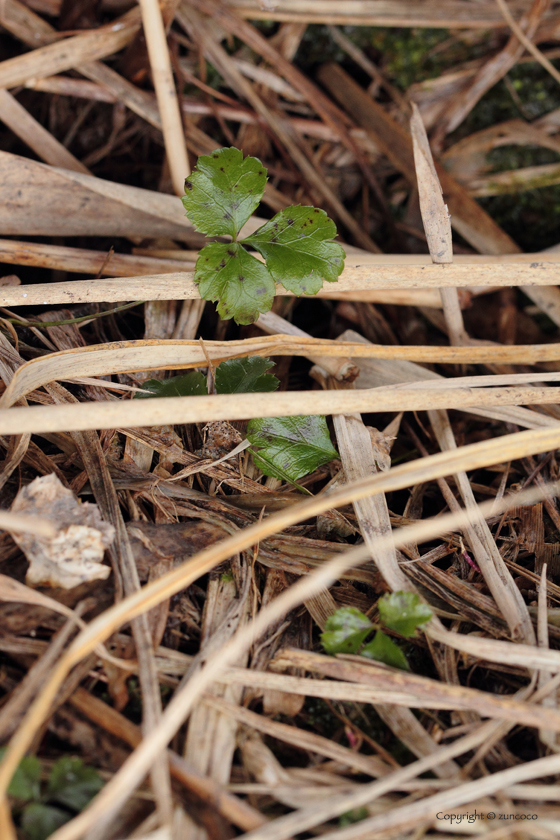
[0, 510, 55, 537]
[138, 0, 190, 194]
[4, 261, 560, 308]
[0, 90, 89, 174]
[0, 238, 195, 276]
[3, 385, 560, 436]
[0, 8, 141, 89]
[68, 688, 266, 832]
[496, 0, 560, 86]
[219, 0, 552, 28]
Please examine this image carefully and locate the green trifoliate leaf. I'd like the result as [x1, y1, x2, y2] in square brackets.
[47, 757, 103, 812]
[378, 591, 432, 638]
[361, 630, 410, 671]
[194, 242, 275, 325]
[182, 147, 267, 238]
[1, 749, 41, 803]
[21, 803, 70, 840]
[321, 607, 373, 655]
[215, 356, 279, 394]
[244, 205, 345, 295]
[134, 371, 207, 399]
[246, 415, 338, 483]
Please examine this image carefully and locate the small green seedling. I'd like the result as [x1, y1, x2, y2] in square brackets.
[214, 356, 279, 394]
[246, 414, 339, 485]
[321, 593, 433, 671]
[136, 356, 280, 400]
[1, 750, 103, 840]
[182, 147, 345, 325]
[378, 591, 433, 638]
[136, 370, 208, 399]
[136, 356, 339, 489]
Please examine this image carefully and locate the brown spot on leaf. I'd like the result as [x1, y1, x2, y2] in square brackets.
[227, 249, 235, 256]
[238, 275, 245, 282]
[184, 180, 193, 191]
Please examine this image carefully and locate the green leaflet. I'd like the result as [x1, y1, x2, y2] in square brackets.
[378, 591, 433, 638]
[321, 607, 373, 655]
[194, 242, 275, 325]
[3, 751, 104, 840]
[135, 371, 207, 399]
[214, 356, 279, 394]
[182, 147, 345, 325]
[182, 147, 267, 238]
[250, 450, 311, 494]
[134, 357, 278, 399]
[132, 361, 337, 488]
[246, 414, 339, 483]
[20, 803, 70, 840]
[321, 593, 433, 673]
[361, 630, 410, 671]
[47, 757, 104, 812]
[1, 750, 41, 803]
[244, 206, 346, 295]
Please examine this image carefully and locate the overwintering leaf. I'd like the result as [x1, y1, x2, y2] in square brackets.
[378, 591, 432, 638]
[246, 415, 339, 482]
[1, 749, 41, 803]
[244, 205, 345, 295]
[20, 803, 70, 840]
[47, 757, 103, 812]
[194, 242, 275, 325]
[361, 630, 410, 670]
[182, 147, 267, 238]
[321, 607, 373, 655]
[134, 371, 207, 399]
[215, 356, 279, 394]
